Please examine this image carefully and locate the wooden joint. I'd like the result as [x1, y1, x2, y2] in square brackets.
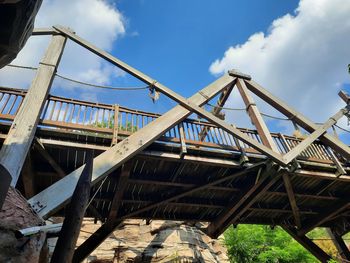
[228, 69, 252, 80]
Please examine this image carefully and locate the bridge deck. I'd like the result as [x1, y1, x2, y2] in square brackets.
[1, 87, 350, 237]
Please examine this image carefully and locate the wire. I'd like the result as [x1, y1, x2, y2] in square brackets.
[206, 103, 290, 121]
[6, 64, 150, 91]
[55, 73, 149, 91]
[334, 124, 350, 134]
[7, 64, 38, 71]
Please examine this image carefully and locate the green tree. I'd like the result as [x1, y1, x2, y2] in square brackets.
[224, 225, 318, 263]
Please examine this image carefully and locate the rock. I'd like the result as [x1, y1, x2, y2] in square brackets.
[73, 219, 229, 263]
[0, 187, 46, 263]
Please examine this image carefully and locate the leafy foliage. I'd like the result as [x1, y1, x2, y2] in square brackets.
[224, 225, 318, 263]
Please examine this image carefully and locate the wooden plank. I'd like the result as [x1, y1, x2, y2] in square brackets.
[236, 78, 278, 152]
[34, 137, 66, 178]
[282, 226, 332, 262]
[282, 107, 348, 164]
[53, 26, 285, 165]
[51, 154, 92, 263]
[0, 34, 67, 188]
[28, 74, 236, 218]
[111, 104, 119, 146]
[327, 228, 350, 261]
[282, 173, 301, 228]
[245, 79, 350, 161]
[298, 200, 349, 236]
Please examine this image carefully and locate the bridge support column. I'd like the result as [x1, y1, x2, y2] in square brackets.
[0, 33, 67, 208]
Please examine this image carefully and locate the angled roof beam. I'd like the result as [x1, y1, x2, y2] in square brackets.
[28, 73, 235, 218]
[244, 78, 350, 161]
[236, 78, 279, 152]
[53, 26, 284, 165]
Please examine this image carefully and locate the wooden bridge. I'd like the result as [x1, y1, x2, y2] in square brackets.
[1, 26, 350, 262]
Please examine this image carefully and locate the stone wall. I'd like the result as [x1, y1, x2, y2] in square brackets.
[50, 219, 229, 262]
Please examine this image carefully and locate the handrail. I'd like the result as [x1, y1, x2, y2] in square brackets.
[0, 87, 339, 164]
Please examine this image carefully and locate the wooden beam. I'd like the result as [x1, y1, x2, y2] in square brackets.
[73, 163, 264, 261]
[21, 153, 36, 198]
[34, 137, 65, 178]
[298, 200, 349, 236]
[178, 122, 187, 157]
[199, 82, 235, 141]
[28, 74, 235, 218]
[206, 164, 282, 238]
[339, 90, 350, 104]
[283, 107, 348, 164]
[236, 78, 278, 152]
[0, 33, 67, 190]
[73, 219, 122, 263]
[111, 104, 119, 146]
[245, 79, 350, 161]
[282, 173, 301, 228]
[51, 153, 93, 263]
[54, 26, 285, 165]
[282, 225, 332, 262]
[106, 163, 132, 226]
[327, 228, 350, 261]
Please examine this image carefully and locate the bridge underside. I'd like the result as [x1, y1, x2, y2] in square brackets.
[1, 26, 350, 262]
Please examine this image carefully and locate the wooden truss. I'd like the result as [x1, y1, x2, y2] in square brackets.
[1, 26, 350, 261]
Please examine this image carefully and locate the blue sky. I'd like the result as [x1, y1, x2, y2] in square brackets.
[112, 0, 299, 98]
[1, 0, 350, 140]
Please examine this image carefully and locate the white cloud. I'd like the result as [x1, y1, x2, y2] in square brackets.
[210, 0, 350, 131]
[0, 0, 125, 91]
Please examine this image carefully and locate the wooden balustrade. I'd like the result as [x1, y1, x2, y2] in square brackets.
[0, 87, 340, 164]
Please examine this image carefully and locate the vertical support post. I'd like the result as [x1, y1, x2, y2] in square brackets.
[0, 33, 67, 207]
[178, 122, 187, 157]
[327, 228, 350, 261]
[236, 78, 279, 152]
[111, 104, 119, 146]
[51, 153, 93, 263]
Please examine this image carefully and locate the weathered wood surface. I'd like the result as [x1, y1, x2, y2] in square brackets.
[51, 154, 93, 263]
[0, 34, 66, 187]
[28, 74, 235, 218]
[236, 78, 278, 152]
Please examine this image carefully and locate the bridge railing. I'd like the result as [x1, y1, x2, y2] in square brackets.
[0, 87, 337, 164]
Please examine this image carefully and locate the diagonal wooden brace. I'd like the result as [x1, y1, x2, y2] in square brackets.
[28, 74, 235, 218]
[282, 107, 349, 164]
[54, 26, 284, 165]
[245, 79, 350, 161]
